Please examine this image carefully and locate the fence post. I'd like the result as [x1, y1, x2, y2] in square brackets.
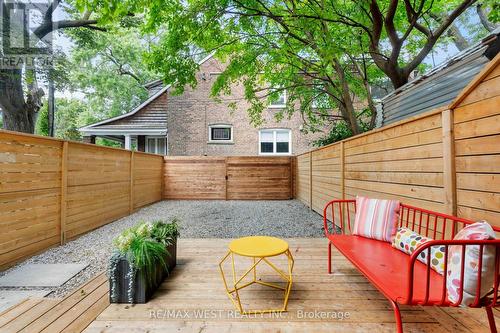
[309, 151, 313, 209]
[289, 157, 294, 199]
[129, 151, 135, 214]
[442, 109, 457, 216]
[340, 141, 345, 200]
[225, 157, 228, 200]
[161, 156, 166, 200]
[60, 141, 68, 245]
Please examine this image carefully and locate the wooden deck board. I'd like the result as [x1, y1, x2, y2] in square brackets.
[0, 273, 108, 333]
[84, 238, 494, 333]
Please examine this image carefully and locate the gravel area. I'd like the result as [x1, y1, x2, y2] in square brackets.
[0, 200, 322, 298]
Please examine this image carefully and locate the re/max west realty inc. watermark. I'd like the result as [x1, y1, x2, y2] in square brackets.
[149, 309, 351, 320]
[1, 0, 53, 69]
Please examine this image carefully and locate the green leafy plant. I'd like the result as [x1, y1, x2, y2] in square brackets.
[151, 218, 180, 245]
[126, 236, 168, 286]
[109, 219, 180, 302]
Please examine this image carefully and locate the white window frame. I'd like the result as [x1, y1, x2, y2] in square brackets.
[258, 129, 292, 155]
[208, 124, 233, 143]
[268, 89, 287, 109]
[146, 136, 168, 155]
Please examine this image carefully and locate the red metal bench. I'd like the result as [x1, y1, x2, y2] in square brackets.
[323, 199, 500, 333]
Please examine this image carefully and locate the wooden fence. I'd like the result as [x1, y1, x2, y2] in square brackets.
[164, 156, 293, 200]
[0, 132, 163, 269]
[295, 53, 500, 228]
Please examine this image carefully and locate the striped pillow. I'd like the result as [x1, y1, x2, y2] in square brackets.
[352, 196, 400, 242]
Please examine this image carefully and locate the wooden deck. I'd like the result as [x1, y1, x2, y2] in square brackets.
[0, 238, 497, 332]
[0, 273, 109, 333]
[80, 238, 496, 333]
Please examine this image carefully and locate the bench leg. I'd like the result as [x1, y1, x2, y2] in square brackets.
[486, 307, 497, 333]
[389, 300, 403, 333]
[328, 241, 332, 274]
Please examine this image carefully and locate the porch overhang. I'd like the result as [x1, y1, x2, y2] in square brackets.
[79, 128, 168, 137]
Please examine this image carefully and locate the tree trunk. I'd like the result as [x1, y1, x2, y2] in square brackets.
[477, 4, 498, 32]
[333, 60, 361, 135]
[0, 68, 43, 133]
[2, 106, 37, 133]
[447, 23, 470, 51]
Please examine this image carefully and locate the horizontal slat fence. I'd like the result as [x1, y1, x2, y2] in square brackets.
[0, 131, 163, 269]
[226, 156, 292, 200]
[163, 156, 293, 200]
[295, 53, 500, 229]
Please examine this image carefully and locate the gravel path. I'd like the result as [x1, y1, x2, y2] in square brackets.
[0, 200, 322, 298]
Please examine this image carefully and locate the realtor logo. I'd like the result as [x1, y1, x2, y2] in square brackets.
[1, 0, 53, 68]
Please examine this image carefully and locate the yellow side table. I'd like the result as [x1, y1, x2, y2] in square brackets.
[219, 236, 294, 314]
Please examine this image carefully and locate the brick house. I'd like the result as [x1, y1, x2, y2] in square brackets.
[79, 54, 321, 156]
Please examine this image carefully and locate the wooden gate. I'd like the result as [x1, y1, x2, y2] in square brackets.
[163, 156, 293, 200]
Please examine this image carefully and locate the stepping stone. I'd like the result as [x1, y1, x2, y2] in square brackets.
[0, 263, 88, 287]
[0, 290, 49, 313]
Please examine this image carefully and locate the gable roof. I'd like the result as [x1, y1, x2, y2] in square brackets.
[80, 52, 215, 133]
[376, 28, 499, 127]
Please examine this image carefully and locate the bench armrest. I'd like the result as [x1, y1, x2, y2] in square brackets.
[323, 199, 356, 237]
[405, 239, 500, 307]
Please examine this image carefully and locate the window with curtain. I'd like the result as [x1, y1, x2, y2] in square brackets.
[146, 137, 167, 155]
[209, 125, 233, 142]
[259, 129, 291, 155]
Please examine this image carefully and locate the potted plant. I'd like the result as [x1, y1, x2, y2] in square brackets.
[108, 219, 180, 304]
[151, 219, 180, 272]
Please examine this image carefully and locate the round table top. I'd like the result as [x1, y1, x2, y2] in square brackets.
[229, 236, 289, 257]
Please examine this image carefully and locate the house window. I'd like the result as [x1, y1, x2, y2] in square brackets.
[209, 124, 233, 143]
[259, 129, 291, 155]
[269, 89, 286, 108]
[146, 136, 167, 155]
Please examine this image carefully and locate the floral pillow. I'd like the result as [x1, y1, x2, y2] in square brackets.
[447, 221, 496, 306]
[392, 227, 445, 275]
[352, 196, 400, 242]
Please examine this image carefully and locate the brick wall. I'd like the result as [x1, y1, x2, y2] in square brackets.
[163, 58, 318, 156]
[164, 57, 322, 156]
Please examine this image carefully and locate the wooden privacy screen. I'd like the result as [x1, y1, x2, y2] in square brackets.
[295, 53, 500, 228]
[164, 156, 293, 200]
[0, 132, 163, 269]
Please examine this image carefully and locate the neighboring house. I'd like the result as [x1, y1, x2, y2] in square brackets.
[79, 54, 321, 156]
[376, 28, 499, 127]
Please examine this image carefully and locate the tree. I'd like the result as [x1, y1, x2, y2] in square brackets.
[79, 0, 384, 136]
[76, 0, 484, 138]
[65, 24, 158, 123]
[327, 0, 499, 88]
[0, 0, 104, 133]
[32, 24, 159, 142]
[442, 4, 498, 51]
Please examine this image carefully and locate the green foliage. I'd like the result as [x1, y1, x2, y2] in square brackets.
[151, 219, 180, 245]
[76, 0, 384, 137]
[64, 25, 159, 126]
[76, 0, 487, 143]
[35, 104, 50, 136]
[127, 237, 167, 286]
[35, 98, 87, 140]
[313, 122, 353, 147]
[313, 110, 373, 147]
[112, 220, 177, 287]
[96, 137, 122, 148]
[56, 99, 86, 140]
[113, 219, 179, 263]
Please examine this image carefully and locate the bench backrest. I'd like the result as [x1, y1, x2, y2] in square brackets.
[323, 199, 500, 238]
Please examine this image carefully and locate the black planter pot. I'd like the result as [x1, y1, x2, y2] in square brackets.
[109, 238, 177, 304]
